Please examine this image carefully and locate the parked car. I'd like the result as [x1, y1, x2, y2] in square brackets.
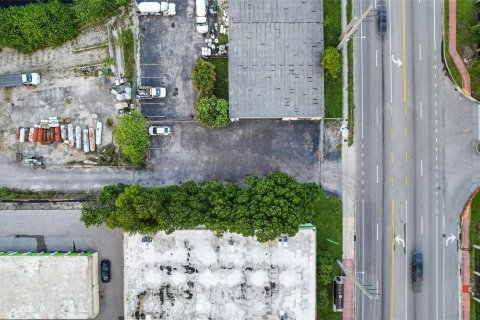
[377, 3, 387, 34]
[148, 126, 172, 136]
[101, 260, 111, 283]
[411, 251, 423, 291]
[24, 155, 43, 166]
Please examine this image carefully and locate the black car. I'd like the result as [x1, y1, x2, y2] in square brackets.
[411, 251, 423, 291]
[377, 3, 387, 34]
[101, 260, 111, 283]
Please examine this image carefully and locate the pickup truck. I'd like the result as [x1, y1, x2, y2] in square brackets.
[137, 86, 166, 99]
[0, 72, 41, 88]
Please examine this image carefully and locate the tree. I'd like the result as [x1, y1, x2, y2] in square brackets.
[80, 183, 127, 227]
[195, 94, 230, 129]
[192, 59, 216, 94]
[113, 110, 150, 167]
[321, 47, 342, 79]
[473, 25, 480, 43]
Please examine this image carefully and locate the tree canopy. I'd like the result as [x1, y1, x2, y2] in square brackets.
[321, 47, 343, 79]
[80, 172, 323, 242]
[113, 110, 150, 167]
[195, 94, 230, 129]
[192, 58, 216, 94]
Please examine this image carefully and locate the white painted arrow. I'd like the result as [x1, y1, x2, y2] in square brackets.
[395, 234, 405, 248]
[392, 55, 403, 68]
[446, 234, 456, 246]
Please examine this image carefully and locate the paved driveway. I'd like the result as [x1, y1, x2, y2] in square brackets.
[138, 0, 204, 120]
[0, 210, 124, 320]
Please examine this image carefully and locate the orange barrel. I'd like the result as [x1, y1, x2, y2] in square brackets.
[33, 128, 39, 142]
[55, 127, 61, 142]
[16, 128, 20, 140]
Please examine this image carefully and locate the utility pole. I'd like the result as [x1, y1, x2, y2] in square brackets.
[337, 5, 373, 50]
[336, 260, 380, 300]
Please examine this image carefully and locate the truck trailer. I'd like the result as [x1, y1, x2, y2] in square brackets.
[0, 72, 41, 88]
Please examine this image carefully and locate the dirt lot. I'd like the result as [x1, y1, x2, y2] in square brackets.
[0, 23, 120, 165]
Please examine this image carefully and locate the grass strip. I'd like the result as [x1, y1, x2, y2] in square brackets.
[324, 0, 343, 118]
[209, 57, 229, 101]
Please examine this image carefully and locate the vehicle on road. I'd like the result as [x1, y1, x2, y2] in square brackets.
[101, 260, 111, 283]
[196, 0, 208, 33]
[0, 72, 41, 88]
[137, 86, 166, 99]
[148, 126, 172, 136]
[411, 251, 423, 291]
[137, 1, 161, 15]
[377, 3, 387, 34]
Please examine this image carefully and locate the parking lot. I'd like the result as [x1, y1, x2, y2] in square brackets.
[138, 0, 205, 120]
[0, 210, 124, 320]
[139, 120, 340, 195]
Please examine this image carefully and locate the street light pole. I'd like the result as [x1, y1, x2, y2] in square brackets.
[336, 259, 379, 300]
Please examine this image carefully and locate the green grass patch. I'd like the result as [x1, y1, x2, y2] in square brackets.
[311, 191, 342, 319]
[444, 0, 480, 98]
[470, 193, 480, 319]
[209, 57, 229, 101]
[347, 0, 354, 146]
[119, 29, 135, 80]
[0, 187, 89, 200]
[323, 0, 342, 118]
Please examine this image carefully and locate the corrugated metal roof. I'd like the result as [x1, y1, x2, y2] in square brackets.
[229, 0, 324, 119]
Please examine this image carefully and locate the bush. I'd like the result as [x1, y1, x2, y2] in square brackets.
[218, 33, 228, 45]
[73, 0, 119, 26]
[192, 58, 216, 94]
[80, 173, 324, 242]
[473, 25, 480, 43]
[105, 117, 114, 128]
[113, 110, 150, 167]
[0, 0, 78, 54]
[195, 94, 230, 129]
[322, 47, 342, 79]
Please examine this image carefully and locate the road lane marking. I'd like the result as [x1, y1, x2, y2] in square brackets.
[405, 198, 408, 320]
[376, 49, 378, 67]
[377, 165, 379, 183]
[404, 127, 408, 137]
[421, 160, 423, 176]
[405, 151, 408, 162]
[391, 198, 395, 320]
[420, 102, 423, 118]
[404, 175, 408, 186]
[376, 107, 379, 124]
[421, 216, 423, 234]
[391, 176, 394, 186]
[377, 223, 379, 241]
[433, 0, 436, 50]
[390, 129, 393, 140]
[419, 43, 422, 61]
[389, 0, 393, 104]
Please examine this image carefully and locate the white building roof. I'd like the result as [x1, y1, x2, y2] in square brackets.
[124, 228, 316, 319]
[0, 252, 99, 319]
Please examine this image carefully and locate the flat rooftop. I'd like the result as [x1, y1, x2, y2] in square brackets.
[124, 228, 316, 320]
[228, 0, 324, 119]
[0, 252, 99, 319]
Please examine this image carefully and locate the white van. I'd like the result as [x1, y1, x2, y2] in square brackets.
[138, 2, 161, 15]
[196, 0, 206, 17]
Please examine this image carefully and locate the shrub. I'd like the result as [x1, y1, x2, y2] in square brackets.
[218, 33, 228, 45]
[73, 0, 119, 26]
[192, 58, 216, 94]
[0, 0, 78, 54]
[472, 25, 480, 43]
[195, 94, 230, 129]
[113, 110, 150, 167]
[322, 47, 342, 79]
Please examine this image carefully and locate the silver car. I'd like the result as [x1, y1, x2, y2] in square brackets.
[148, 126, 172, 136]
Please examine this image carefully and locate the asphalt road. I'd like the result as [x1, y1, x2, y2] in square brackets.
[354, 0, 466, 319]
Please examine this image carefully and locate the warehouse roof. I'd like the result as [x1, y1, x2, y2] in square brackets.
[0, 252, 99, 319]
[124, 228, 316, 320]
[228, 0, 324, 119]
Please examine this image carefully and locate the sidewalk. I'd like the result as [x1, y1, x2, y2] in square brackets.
[461, 201, 471, 320]
[448, 0, 471, 96]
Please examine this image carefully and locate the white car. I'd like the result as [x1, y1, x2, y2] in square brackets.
[196, 17, 208, 34]
[148, 126, 172, 136]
